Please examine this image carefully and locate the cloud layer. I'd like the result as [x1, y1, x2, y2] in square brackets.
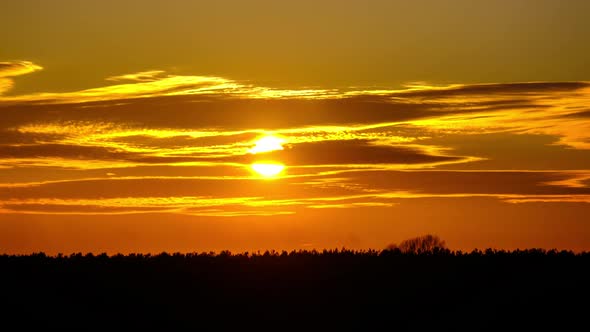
[0, 63, 589, 253]
[0, 61, 43, 94]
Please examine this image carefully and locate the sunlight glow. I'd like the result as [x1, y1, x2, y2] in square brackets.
[249, 135, 285, 154]
[251, 163, 285, 178]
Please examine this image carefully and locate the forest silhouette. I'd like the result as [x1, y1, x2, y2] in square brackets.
[2, 235, 588, 330]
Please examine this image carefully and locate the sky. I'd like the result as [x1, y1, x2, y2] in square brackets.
[1, 0, 589, 254]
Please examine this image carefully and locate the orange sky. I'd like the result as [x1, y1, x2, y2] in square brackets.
[1, 1, 589, 253]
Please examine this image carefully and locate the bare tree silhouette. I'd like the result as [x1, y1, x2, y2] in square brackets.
[388, 234, 447, 254]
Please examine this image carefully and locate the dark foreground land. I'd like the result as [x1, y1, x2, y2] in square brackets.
[1, 249, 589, 331]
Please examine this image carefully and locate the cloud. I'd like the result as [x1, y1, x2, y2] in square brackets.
[243, 139, 464, 166]
[109, 132, 259, 150]
[0, 144, 132, 160]
[420, 132, 590, 170]
[1, 63, 590, 218]
[0, 94, 449, 132]
[337, 170, 590, 196]
[0, 164, 251, 184]
[2, 70, 589, 152]
[0, 129, 65, 145]
[387, 82, 590, 98]
[0, 74, 589, 172]
[106, 70, 167, 82]
[0, 176, 358, 201]
[0, 136, 465, 169]
[0, 61, 43, 94]
[0, 69, 337, 104]
[0, 61, 43, 78]
[1, 170, 589, 215]
[0, 79, 11, 95]
[562, 109, 590, 118]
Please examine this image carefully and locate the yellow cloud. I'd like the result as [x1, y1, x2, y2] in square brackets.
[0, 60, 43, 94]
[0, 69, 337, 104]
[1, 65, 590, 219]
[106, 70, 167, 82]
[0, 61, 43, 78]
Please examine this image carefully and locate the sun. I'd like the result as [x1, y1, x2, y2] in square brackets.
[251, 163, 285, 178]
[248, 135, 286, 177]
[249, 135, 284, 154]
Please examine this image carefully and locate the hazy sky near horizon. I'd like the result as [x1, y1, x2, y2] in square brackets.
[1, 1, 589, 253]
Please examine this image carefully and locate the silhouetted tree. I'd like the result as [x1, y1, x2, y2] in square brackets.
[391, 234, 447, 254]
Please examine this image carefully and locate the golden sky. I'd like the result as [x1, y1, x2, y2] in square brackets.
[1, 1, 589, 253]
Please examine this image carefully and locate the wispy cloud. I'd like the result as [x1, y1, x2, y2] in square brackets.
[1, 63, 589, 218]
[0, 61, 43, 94]
[0, 61, 42, 78]
[1, 170, 589, 215]
[105, 70, 167, 82]
[0, 69, 338, 104]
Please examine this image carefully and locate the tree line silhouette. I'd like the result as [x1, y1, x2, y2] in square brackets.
[1, 235, 588, 330]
